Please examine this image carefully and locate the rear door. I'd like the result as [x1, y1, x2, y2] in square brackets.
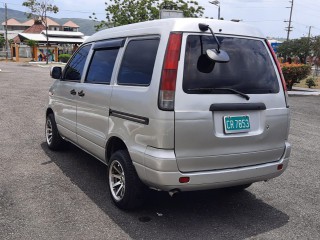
[174, 34, 289, 172]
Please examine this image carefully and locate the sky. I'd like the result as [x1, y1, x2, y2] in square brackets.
[1, 0, 320, 39]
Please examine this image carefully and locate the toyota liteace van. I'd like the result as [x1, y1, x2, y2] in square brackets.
[46, 18, 291, 209]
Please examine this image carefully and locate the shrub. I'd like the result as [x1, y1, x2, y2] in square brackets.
[280, 63, 311, 90]
[306, 77, 317, 88]
[58, 54, 71, 63]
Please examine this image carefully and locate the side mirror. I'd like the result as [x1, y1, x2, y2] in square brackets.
[206, 49, 230, 63]
[50, 66, 62, 79]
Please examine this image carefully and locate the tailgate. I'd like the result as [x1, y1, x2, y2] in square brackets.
[174, 33, 289, 172]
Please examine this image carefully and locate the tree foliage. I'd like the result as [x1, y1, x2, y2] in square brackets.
[25, 39, 38, 59]
[91, 0, 204, 30]
[0, 35, 5, 48]
[313, 36, 320, 62]
[277, 36, 320, 65]
[277, 38, 309, 63]
[22, 0, 59, 21]
[25, 39, 38, 47]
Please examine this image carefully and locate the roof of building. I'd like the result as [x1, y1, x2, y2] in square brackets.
[43, 18, 60, 26]
[22, 19, 34, 27]
[23, 23, 46, 34]
[63, 21, 79, 28]
[1, 18, 22, 26]
[18, 31, 86, 44]
[44, 30, 84, 37]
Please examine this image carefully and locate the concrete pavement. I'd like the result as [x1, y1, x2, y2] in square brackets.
[288, 87, 320, 96]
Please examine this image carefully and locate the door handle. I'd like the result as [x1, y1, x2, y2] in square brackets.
[70, 89, 76, 95]
[78, 90, 85, 97]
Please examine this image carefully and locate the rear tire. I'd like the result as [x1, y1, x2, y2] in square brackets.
[45, 114, 64, 150]
[108, 150, 145, 210]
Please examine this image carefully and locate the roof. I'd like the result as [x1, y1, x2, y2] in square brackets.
[63, 21, 79, 28]
[21, 19, 34, 27]
[18, 32, 86, 44]
[85, 18, 265, 44]
[43, 30, 84, 37]
[1, 18, 21, 26]
[268, 39, 283, 44]
[23, 23, 46, 34]
[43, 18, 60, 26]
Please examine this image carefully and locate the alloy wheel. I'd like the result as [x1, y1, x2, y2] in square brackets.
[46, 118, 53, 145]
[109, 160, 125, 201]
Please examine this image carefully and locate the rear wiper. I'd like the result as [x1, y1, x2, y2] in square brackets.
[188, 87, 250, 100]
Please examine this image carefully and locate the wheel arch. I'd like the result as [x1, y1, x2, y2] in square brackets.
[106, 136, 128, 164]
[46, 108, 54, 117]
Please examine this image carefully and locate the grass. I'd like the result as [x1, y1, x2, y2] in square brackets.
[294, 75, 320, 89]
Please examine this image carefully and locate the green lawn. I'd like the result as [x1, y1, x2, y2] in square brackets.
[294, 75, 320, 89]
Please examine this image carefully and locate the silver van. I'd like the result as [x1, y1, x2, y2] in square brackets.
[46, 18, 291, 209]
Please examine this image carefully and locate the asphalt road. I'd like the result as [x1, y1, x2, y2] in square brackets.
[0, 62, 319, 240]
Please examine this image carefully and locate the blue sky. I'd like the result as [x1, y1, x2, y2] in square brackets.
[2, 0, 320, 39]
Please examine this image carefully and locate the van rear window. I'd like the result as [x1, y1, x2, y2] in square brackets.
[183, 35, 279, 94]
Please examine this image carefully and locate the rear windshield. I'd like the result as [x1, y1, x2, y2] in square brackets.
[183, 35, 280, 94]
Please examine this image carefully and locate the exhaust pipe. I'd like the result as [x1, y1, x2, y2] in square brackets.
[168, 189, 180, 197]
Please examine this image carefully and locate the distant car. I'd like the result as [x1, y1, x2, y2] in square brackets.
[46, 18, 291, 210]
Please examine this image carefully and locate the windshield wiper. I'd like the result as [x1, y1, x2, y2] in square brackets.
[187, 87, 250, 100]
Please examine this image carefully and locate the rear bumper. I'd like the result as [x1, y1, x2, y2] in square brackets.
[134, 142, 291, 191]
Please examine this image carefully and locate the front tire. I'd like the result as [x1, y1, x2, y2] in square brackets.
[108, 150, 144, 210]
[45, 114, 64, 150]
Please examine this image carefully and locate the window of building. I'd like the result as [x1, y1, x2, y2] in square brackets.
[118, 38, 159, 86]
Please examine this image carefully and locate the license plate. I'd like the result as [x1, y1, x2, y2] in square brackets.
[224, 115, 250, 134]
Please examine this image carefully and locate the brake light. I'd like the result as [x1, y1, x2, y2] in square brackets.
[159, 32, 182, 111]
[266, 40, 289, 107]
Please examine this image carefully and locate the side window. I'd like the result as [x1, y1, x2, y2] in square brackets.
[63, 44, 91, 81]
[85, 48, 119, 84]
[118, 38, 159, 86]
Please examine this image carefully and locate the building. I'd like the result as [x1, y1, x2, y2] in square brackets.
[2, 17, 79, 33]
[2, 18, 85, 62]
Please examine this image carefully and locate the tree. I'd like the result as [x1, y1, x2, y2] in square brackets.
[25, 39, 38, 60]
[0, 35, 5, 48]
[22, 0, 59, 64]
[277, 38, 309, 64]
[91, 0, 204, 30]
[311, 36, 320, 75]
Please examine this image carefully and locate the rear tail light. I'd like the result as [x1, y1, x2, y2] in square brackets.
[266, 40, 289, 108]
[159, 32, 182, 111]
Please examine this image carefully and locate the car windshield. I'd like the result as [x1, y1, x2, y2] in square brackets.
[183, 35, 280, 94]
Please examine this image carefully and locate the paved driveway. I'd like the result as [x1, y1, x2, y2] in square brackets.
[0, 62, 319, 239]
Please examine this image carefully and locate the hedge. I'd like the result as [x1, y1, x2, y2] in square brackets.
[58, 54, 71, 63]
[280, 63, 311, 90]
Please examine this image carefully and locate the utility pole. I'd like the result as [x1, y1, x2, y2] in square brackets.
[45, 8, 49, 64]
[5, 3, 8, 62]
[209, 1, 220, 20]
[306, 26, 312, 64]
[285, 0, 294, 41]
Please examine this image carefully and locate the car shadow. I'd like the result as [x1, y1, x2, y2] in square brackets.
[41, 142, 289, 240]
